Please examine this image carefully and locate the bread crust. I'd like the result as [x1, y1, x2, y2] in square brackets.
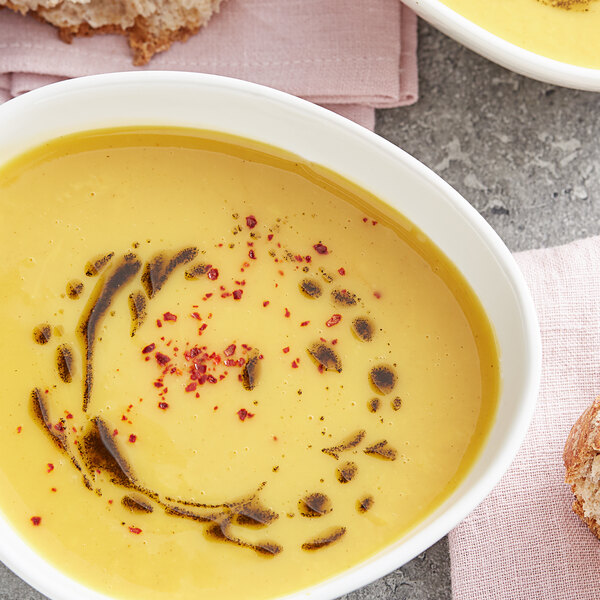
[564, 396, 600, 538]
[0, 1, 223, 65]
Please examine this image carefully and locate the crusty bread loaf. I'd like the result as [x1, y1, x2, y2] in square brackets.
[564, 396, 600, 538]
[0, 0, 226, 65]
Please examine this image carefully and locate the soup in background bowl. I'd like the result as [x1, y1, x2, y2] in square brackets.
[403, 0, 600, 91]
[0, 72, 541, 600]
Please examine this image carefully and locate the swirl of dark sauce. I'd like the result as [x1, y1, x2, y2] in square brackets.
[32, 248, 283, 556]
[79, 252, 142, 411]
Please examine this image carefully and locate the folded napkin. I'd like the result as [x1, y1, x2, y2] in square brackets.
[0, 0, 418, 130]
[450, 236, 600, 600]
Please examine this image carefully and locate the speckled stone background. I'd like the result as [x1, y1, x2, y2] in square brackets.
[2, 18, 600, 600]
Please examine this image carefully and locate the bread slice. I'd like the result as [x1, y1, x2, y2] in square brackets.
[0, 0, 226, 65]
[564, 396, 600, 538]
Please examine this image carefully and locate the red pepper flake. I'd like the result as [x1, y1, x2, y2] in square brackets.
[155, 352, 170, 365]
[16, 426, 22, 434]
[313, 243, 329, 255]
[338, 267, 346, 276]
[374, 291, 382, 299]
[249, 249, 256, 260]
[362, 217, 368, 223]
[156, 319, 163, 328]
[278, 270, 284, 276]
[191, 312, 201, 320]
[207, 268, 219, 281]
[207, 375, 218, 384]
[284, 308, 291, 318]
[305, 255, 312, 263]
[199, 323, 208, 334]
[294, 254, 304, 262]
[233, 289, 243, 300]
[51, 488, 57, 492]
[154, 381, 163, 388]
[267, 234, 274, 241]
[331, 339, 338, 345]
[291, 360, 299, 369]
[224, 344, 236, 357]
[185, 382, 197, 393]
[273, 436, 278, 441]
[163, 312, 177, 322]
[158, 402, 169, 410]
[31, 516, 41, 526]
[113, 429, 119, 436]
[142, 343, 156, 354]
[263, 301, 270, 307]
[129, 434, 137, 443]
[204, 293, 213, 300]
[326, 314, 342, 327]
[108, 499, 113, 504]
[237, 408, 255, 421]
[214, 405, 219, 411]
[47, 463, 54, 473]
[246, 215, 257, 229]
[372, 220, 378, 226]
[54, 422, 65, 432]
[300, 321, 310, 327]
[283, 347, 290, 354]
[128, 526, 142, 535]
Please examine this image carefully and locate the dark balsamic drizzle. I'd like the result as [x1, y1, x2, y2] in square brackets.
[128, 290, 147, 337]
[351, 317, 374, 342]
[364, 440, 397, 461]
[367, 398, 380, 413]
[336, 462, 358, 483]
[301, 526, 346, 551]
[30, 388, 66, 451]
[322, 430, 365, 460]
[80, 418, 136, 487]
[331, 289, 357, 306]
[66, 280, 84, 299]
[78, 253, 142, 411]
[122, 494, 154, 513]
[357, 496, 374, 513]
[369, 365, 397, 395]
[56, 344, 75, 383]
[241, 351, 260, 390]
[299, 279, 322, 299]
[308, 343, 342, 372]
[85, 252, 114, 277]
[33, 324, 52, 345]
[141, 247, 198, 298]
[184, 263, 211, 280]
[298, 493, 332, 517]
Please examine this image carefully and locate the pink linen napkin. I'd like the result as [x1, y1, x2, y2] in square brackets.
[450, 235, 600, 600]
[0, 0, 418, 130]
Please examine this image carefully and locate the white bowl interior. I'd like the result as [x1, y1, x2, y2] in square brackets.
[402, 0, 600, 91]
[0, 72, 541, 600]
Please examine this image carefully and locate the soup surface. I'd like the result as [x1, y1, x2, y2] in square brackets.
[0, 129, 499, 600]
[440, 0, 600, 68]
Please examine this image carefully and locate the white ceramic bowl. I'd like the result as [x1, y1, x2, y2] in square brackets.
[403, 0, 600, 91]
[0, 72, 541, 600]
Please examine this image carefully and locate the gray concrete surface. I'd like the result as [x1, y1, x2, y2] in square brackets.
[2, 18, 600, 600]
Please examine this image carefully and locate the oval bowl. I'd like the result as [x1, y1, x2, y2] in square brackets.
[0, 72, 541, 600]
[402, 0, 600, 91]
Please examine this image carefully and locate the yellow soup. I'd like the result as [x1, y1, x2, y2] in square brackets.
[0, 129, 499, 600]
[440, 0, 600, 68]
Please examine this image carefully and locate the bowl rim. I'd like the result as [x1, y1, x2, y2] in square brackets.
[0, 71, 542, 600]
[402, 0, 600, 91]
